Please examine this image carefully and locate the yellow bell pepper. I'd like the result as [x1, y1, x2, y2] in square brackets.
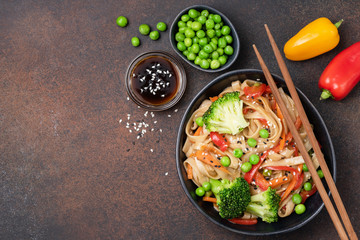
[284, 17, 343, 61]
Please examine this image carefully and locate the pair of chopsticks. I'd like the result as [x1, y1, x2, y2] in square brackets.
[253, 25, 358, 240]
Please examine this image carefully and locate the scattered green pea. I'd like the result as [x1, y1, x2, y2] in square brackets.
[247, 138, 257, 147]
[195, 117, 203, 127]
[220, 156, 231, 167]
[262, 169, 272, 177]
[249, 154, 260, 165]
[241, 162, 252, 173]
[259, 129, 269, 138]
[233, 148, 243, 158]
[202, 182, 211, 191]
[139, 24, 150, 35]
[295, 204, 306, 214]
[149, 30, 160, 40]
[195, 187, 205, 197]
[292, 193, 302, 204]
[156, 22, 167, 31]
[303, 164, 309, 172]
[131, 37, 140, 47]
[317, 169, 324, 178]
[116, 16, 128, 27]
[304, 182, 312, 191]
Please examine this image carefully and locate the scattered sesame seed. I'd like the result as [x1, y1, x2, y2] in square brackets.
[119, 119, 122, 123]
[168, 115, 171, 117]
[160, 129, 163, 132]
[127, 97, 129, 101]
[174, 109, 178, 112]
[165, 172, 168, 176]
[150, 149, 153, 152]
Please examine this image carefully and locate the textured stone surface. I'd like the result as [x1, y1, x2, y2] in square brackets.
[0, 0, 359, 239]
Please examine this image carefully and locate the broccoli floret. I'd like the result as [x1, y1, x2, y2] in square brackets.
[245, 187, 281, 223]
[203, 92, 249, 135]
[210, 177, 251, 219]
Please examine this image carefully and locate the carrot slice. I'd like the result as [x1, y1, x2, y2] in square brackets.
[268, 175, 291, 189]
[194, 126, 203, 136]
[187, 164, 193, 180]
[209, 96, 218, 102]
[195, 150, 231, 174]
[254, 171, 270, 191]
[203, 196, 217, 203]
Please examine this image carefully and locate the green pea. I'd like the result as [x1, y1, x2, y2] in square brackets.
[186, 20, 193, 28]
[217, 48, 224, 56]
[175, 32, 185, 42]
[210, 59, 220, 69]
[247, 138, 257, 147]
[206, 29, 215, 38]
[198, 50, 209, 59]
[213, 14, 222, 23]
[184, 38, 192, 47]
[191, 21, 202, 31]
[116, 16, 128, 27]
[201, 10, 209, 17]
[214, 23, 221, 30]
[131, 37, 140, 47]
[221, 25, 231, 35]
[292, 194, 302, 204]
[209, 42, 217, 51]
[187, 52, 196, 61]
[295, 204, 306, 214]
[195, 187, 205, 197]
[215, 29, 222, 37]
[211, 51, 219, 60]
[219, 55, 227, 65]
[188, 9, 199, 18]
[196, 30, 206, 38]
[259, 129, 269, 138]
[317, 169, 324, 178]
[303, 164, 309, 172]
[194, 56, 202, 65]
[205, 19, 215, 29]
[262, 169, 272, 177]
[185, 28, 195, 38]
[179, 27, 187, 33]
[203, 44, 213, 54]
[241, 162, 252, 173]
[149, 30, 160, 40]
[218, 37, 227, 48]
[177, 42, 186, 52]
[191, 44, 200, 54]
[197, 15, 207, 24]
[200, 59, 210, 69]
[199, 38, 208, 46]
[195, 117, 203, 127]
[183, 50, 189, 57]
[249, 154, 260, 165]
[304, 182, 312, 191]
[211, 38, 218, 45]
[220, 156, 231, 167]
[192, 36, 199, 44]
[139, 24, 150, 35]
[225, 35, 233, 44]
[207, 58, 212, 63]
[233, 149, 243, 158]
[224, 45, 234, 55]
[156, 22, 167, 31]
[208, 14, 214, 20]
[202, 182, 211, 191]
[181, 14, 190, 22]
[178, 20, 186, 28]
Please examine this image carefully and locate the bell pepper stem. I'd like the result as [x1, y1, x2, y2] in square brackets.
[320, 89, 334, 100]
[334, 19, 344, 28]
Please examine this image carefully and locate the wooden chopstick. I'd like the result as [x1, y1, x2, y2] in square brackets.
[263, 24, 358, 240]
[252, 44, 350, 240]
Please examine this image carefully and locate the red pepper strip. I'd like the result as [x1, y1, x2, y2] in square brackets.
[294, 164, 304, 190]
[257, 118, 269, 127]
[266, 166, 299, 203]
[264, 85, 272, 94]
[300, 183, 317, 204]
[244, 150, 269, 184]
[254, 171, 270, 191]
[228, 218, 258, 225]
[319, 41, 360, 100]
[210, 132, 228, 152]
[243, 83, 267, 99]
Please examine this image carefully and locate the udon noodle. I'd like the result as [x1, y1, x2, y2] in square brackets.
[182, 79, 320, 221]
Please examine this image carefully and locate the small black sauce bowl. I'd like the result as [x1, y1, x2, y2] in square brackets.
[125, 51, 187, 111]
[176, 69, 336, 235]
[169, 5, 240, 73]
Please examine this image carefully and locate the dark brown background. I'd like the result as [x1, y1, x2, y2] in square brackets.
[1, 0, 359, 239]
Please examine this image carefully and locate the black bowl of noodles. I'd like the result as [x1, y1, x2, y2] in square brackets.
[175, 69, 336, 235]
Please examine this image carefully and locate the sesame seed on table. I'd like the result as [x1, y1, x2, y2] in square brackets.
[1, 0, 360, 239]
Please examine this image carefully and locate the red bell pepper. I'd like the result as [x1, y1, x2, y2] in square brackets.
[243, 83, 267, 98]
[244, 150, 269, 184]
[228, 218, 258, 225]
[300, 183, 317, 204]
[319, 41, 360, 100]
[210, 132, 228, 152]
[254, 171, 270, 191]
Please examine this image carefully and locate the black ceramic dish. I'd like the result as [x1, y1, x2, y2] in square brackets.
[169, 5, 240, 73]
[176, 69, 336, 235]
